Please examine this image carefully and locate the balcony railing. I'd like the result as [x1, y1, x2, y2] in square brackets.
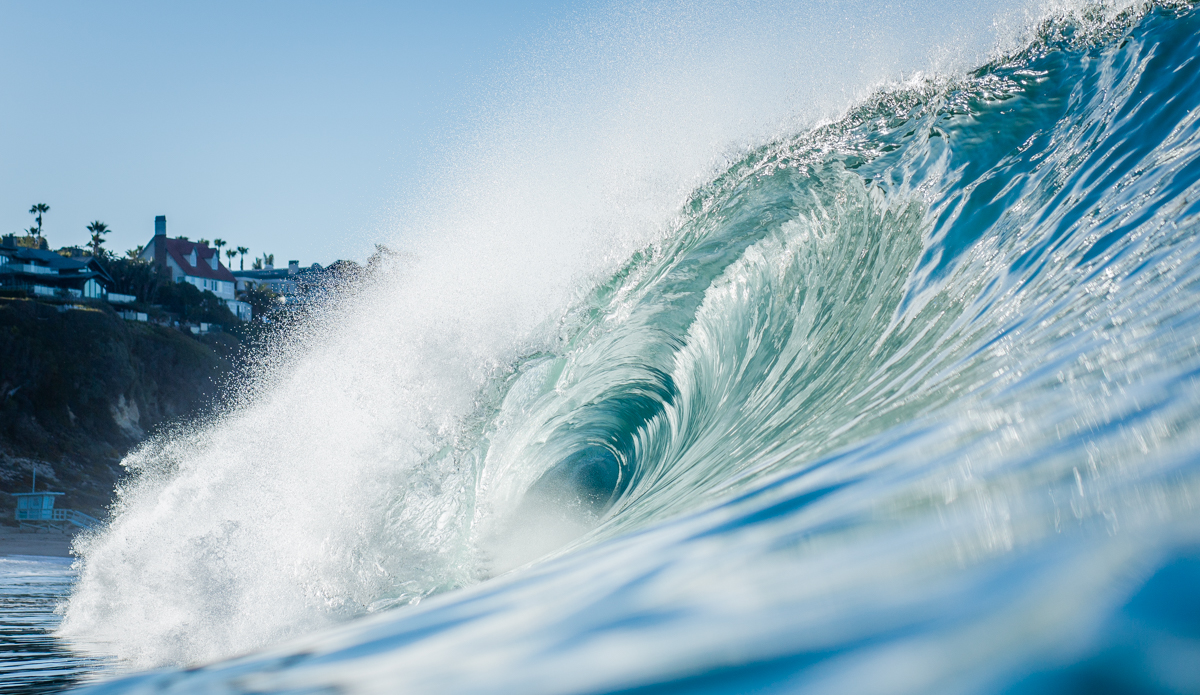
[2, 263, 55, 275]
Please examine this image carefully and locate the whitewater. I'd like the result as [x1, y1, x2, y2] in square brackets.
[52, 1, 1200, 693]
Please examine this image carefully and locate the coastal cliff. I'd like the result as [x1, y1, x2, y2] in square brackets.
[0, 298, 239, 522]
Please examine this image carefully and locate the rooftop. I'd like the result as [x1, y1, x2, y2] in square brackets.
[0, 246, 114, 285]
[158, 238, 236, 283]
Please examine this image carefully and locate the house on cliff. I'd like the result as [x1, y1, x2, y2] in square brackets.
[0, 236, 114, 299]
[232, 259, 325, 308]
[139, 216, 252, 321]
[232, 259, 361, 313]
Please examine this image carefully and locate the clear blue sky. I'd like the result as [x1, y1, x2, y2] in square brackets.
[2, 0, 1024, 269]
[0, 1, 578, 266]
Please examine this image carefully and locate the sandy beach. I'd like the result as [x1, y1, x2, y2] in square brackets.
[0, 525, 76, 557]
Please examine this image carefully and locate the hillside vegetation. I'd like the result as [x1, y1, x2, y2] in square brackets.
[0, 298, 240, 522]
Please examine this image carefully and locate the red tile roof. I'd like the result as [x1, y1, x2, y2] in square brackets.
[164, 239, 236, 282]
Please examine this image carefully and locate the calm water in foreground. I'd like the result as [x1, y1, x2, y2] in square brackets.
[0, 556, 108, 693]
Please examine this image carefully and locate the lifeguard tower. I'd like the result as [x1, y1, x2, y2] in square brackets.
[12, 473, 98, 532]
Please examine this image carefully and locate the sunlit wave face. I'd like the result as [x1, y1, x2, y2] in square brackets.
[57, 4, 1200, 694]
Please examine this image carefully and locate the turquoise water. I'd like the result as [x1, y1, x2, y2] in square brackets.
[65, 3, 1200, 693]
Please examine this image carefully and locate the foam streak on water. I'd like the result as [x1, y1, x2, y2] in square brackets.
[65, 2, 1200, 693]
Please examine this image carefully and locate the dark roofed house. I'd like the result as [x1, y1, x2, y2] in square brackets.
[233, 259, 361, 315]
[139, 216, 252, 321]
[232, 260, 311, 302]
[0, 235, 114, 299]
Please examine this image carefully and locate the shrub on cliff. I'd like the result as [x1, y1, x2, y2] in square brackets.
[102, 257, 238, 329]
[104, 255, 162, 303]
[154, 280, 239, 328]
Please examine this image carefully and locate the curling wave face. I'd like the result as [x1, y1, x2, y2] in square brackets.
[69, 3, 1200, 693]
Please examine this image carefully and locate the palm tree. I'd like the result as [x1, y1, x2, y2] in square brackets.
[261, 253, 274, 268]
[29, 203, 49, 238]
[197, 238, 210, 247]
[213, 238, 226, 253]
[225, 249, 237, 268]
[126, 245, 145, 260]
[20, 226, 44, 249]
[86, 221, 110, 257]
[237, 246, 249, 270]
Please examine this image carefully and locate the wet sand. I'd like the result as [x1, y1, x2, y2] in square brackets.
[0, 525, 76, 557]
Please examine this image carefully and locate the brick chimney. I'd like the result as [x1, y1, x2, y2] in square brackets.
[153, 215, 167, 268]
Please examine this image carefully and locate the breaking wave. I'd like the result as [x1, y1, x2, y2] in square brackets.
[66, 2, 1200, 693]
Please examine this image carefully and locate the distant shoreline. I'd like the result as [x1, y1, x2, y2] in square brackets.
[0, 525, 76, 558]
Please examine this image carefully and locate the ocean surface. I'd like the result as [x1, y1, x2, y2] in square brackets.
[46, 2, 1200, 693]
[0, 556, 106, 694]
